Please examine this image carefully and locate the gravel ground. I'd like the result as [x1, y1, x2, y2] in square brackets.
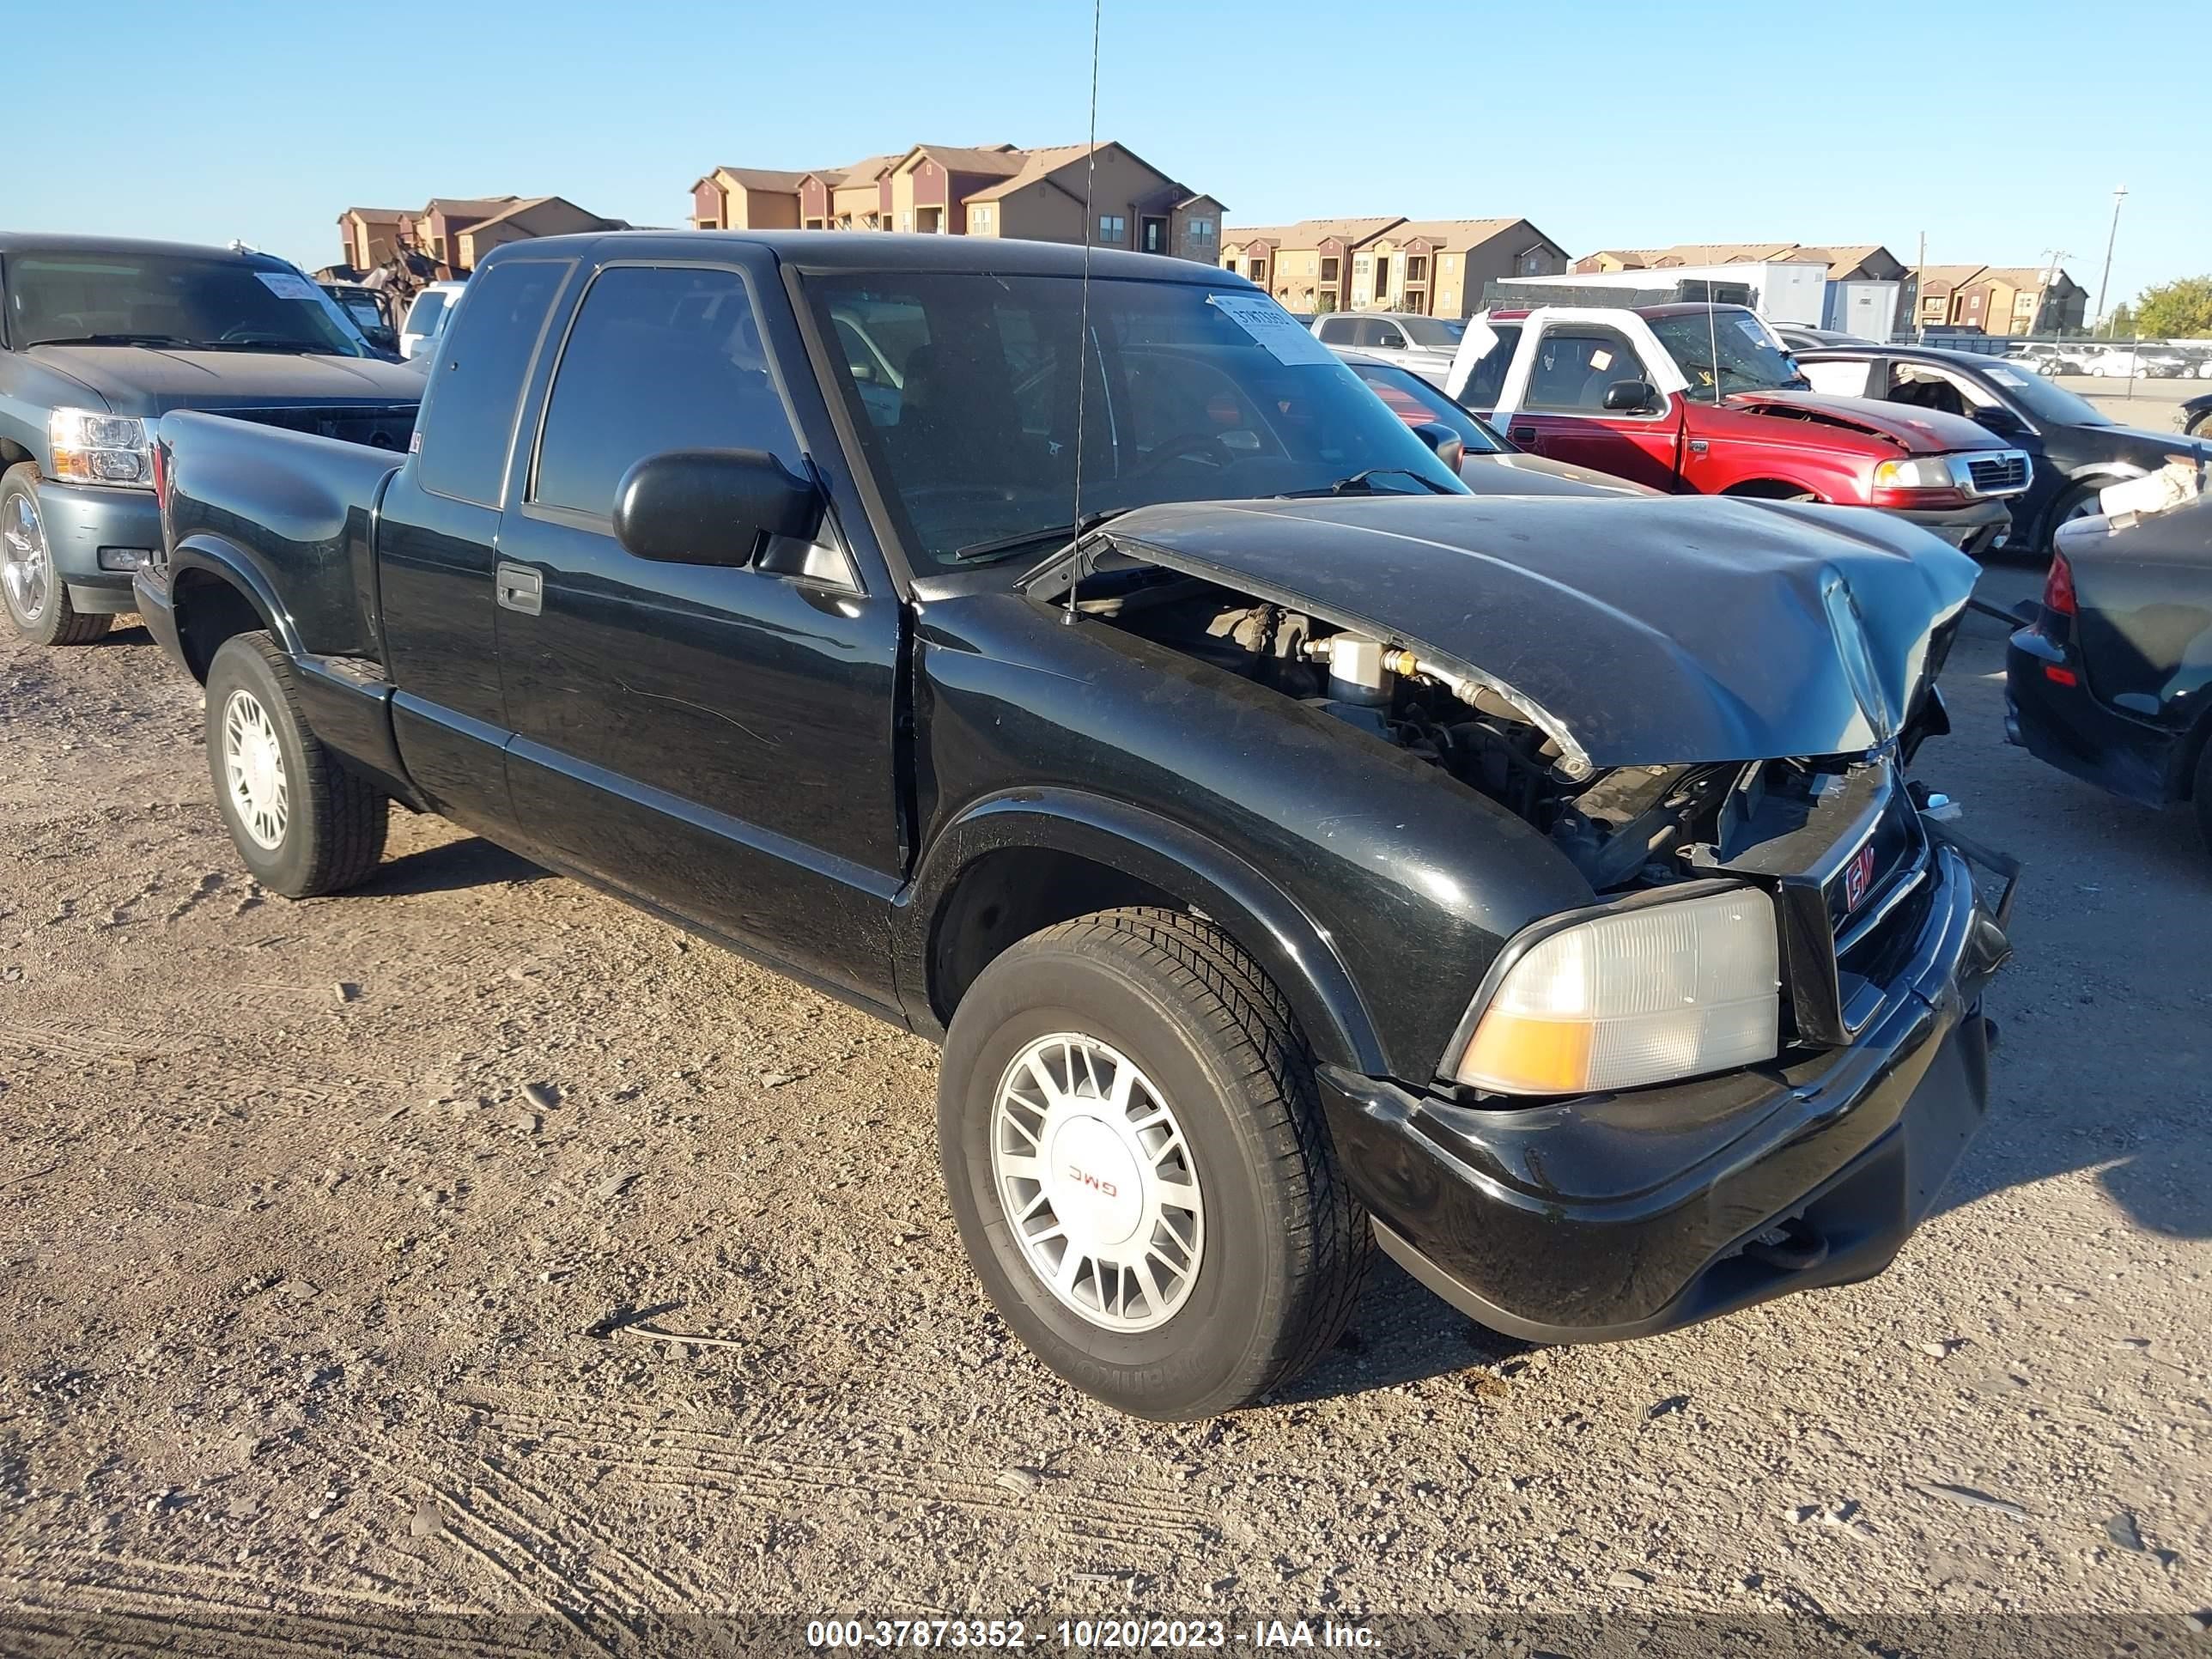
[1, 555, 2208, 1656]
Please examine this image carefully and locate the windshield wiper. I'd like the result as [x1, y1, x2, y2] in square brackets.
[1278, 467, 1454, 499]
[950, 507, 1127, 564]
[27, 332, 192, 348]
[195, 339, 342, 355]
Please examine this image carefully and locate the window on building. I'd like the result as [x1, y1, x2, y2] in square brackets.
[1320, 257, 1340, 283]
[1143, 218, 1166, 253]
[900, 211, 913, 232]
[1188, 219, 1214, 243]
[531, 264, 800, 520]
[1520, 252, 1547, 275]
[1097, 215, 1127, 244]
[1406, 257, 1427, 283]
[971, 206, 994, 230]
[1249, 263, 1267, 287]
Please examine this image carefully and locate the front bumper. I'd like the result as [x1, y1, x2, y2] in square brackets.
[1889, 496, 2013, 556]
[1321, 842, 2011, 1343]
[2004, 625, 2180, 806]
[29, 476, 160, 609]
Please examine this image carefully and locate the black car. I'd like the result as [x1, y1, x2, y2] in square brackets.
[0, 234, 421, 646]
[2183, 390, 2211, 440]
[2006, 488, 2212, 852]
[1796, 343, 2212, 552]
[132, 231, 2011, 1419]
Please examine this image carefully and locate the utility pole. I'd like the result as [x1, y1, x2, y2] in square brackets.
[1914, 230, 1927, 344]
[2095, 185, 2127, 336]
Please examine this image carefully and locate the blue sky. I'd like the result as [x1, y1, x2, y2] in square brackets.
[16, 0, 2207, 314]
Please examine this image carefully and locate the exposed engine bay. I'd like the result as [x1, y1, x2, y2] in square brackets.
[1076, 567, 1893, 894]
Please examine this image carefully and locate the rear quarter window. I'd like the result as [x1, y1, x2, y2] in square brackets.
[415, 262, 571, 507]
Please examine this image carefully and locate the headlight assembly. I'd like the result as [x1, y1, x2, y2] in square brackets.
[1451, 885, 1780, 1095]
[48, 407, 155, 489]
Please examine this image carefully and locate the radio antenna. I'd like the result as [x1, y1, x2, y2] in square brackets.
[1063, 0, 1103, 623]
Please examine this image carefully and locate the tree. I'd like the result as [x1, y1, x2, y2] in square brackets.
[2105, 301, 2136, 338]
[2133, 276, 2212, 339]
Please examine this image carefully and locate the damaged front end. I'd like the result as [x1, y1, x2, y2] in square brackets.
[1029, 492, 2019, 1342]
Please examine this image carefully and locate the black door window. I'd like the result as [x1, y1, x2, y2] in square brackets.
[1459, 323, 1520, 409]
[532, 264, 802, 520]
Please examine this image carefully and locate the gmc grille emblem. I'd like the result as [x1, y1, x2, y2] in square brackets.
[1842, 842, 1877, 911]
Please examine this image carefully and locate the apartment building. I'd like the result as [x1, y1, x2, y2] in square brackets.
[337, 195, 626, 275]
[1573, 242, 1908, 285]
[1220, 216, 1566, 316]
[689, 143, 1224, 260]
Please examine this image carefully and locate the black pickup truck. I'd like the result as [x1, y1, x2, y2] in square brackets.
[139, 231, 2013, 1419]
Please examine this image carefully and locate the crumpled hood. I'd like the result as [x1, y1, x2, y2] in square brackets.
[25, 344, 422, 416]
[1097, 493, 1978, 769]
[1723, 389, 2007, 454]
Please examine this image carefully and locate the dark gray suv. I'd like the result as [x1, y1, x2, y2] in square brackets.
[0, 234, 422, 645]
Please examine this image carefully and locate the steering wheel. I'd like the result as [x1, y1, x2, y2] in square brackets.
[1133, 431, 1237, 476]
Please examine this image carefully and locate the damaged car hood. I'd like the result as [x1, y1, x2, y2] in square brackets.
[1090, 495, 1978, 769]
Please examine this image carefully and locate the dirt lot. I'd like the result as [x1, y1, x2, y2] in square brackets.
[2, 556, 2208, 1656]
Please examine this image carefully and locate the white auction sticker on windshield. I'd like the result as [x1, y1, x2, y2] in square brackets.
[254, 270, 325, 303]
[1209, 294, 1339, 365]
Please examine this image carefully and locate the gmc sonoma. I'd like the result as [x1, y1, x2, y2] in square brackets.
[138, 233, 2014, 1419]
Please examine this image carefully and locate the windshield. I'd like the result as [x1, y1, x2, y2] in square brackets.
[7, 252, 370, 355]
[1648, 309, 1806, 401]
[1978, 358, 2112, 426]
[805, 272, 1466, 568]
[1343, 361, 1504, 453]
[1396, 315, 1466, 349]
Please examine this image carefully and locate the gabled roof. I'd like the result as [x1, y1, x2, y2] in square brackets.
[1972, 264, 2075, 289]
[961, 142, 1108, 201]
[339, 207, 412, 224]
[1792, 243, 1892, 280]
[709, 167, 812, 192]
[424, 197, 520, 217]
[460, 195, 609, 236]
[834, 154, 902, 187]
[1382, 216, 1522, 248]
[900, 144, 1030, 178]
[1913, 264, 1989, 287]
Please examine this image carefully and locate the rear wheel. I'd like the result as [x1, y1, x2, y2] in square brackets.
[1, 465, 112, 647]
[938, 908, 1370, 1419]
[204, 632, 388, 897]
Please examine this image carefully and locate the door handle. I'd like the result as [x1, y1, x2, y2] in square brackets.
[495, 561, 544, 616]
[1687, 439, 1710, 454]
[1510, 426, 1538, 444]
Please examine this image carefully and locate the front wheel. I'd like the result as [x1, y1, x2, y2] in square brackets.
[1, 464, 112, 647]
[938, 908, 1370, 1419]
[204, 632, 389, 897]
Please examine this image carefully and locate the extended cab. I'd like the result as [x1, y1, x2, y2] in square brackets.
[137, 234, 2013, 1420]
[0, 234, 421, 646]
[1446, 303, 2031, 555]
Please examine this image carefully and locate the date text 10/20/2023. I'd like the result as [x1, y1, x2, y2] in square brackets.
[804, 1619, 1378, 1650]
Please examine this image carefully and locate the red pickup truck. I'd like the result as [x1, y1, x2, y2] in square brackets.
[1444, 303, 2029, 554]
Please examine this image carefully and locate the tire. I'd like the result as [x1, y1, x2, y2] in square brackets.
[204, 632, 388, 897]
[938, 907, 1370, 1419]
[1, 464, 112, 647]
[2186, 411, 2210, 439]
[2043, 481, 2109, 550]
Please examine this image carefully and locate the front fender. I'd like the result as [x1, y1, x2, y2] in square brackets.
[899, 788, 1384, 1075]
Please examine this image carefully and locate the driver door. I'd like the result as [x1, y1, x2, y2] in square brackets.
[1492, 321, 1684, 491]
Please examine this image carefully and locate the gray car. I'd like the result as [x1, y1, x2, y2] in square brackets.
[1, 234, 422, 645]
[1312, 310, 1466, 387]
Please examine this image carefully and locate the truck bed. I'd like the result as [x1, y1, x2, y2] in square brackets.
[157, 408, 413, 661]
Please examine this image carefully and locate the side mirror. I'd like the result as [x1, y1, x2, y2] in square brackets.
[1602, 378, 1657, 412]
[613, 448, 823, 568]
[1410, 421, 1464, 473]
